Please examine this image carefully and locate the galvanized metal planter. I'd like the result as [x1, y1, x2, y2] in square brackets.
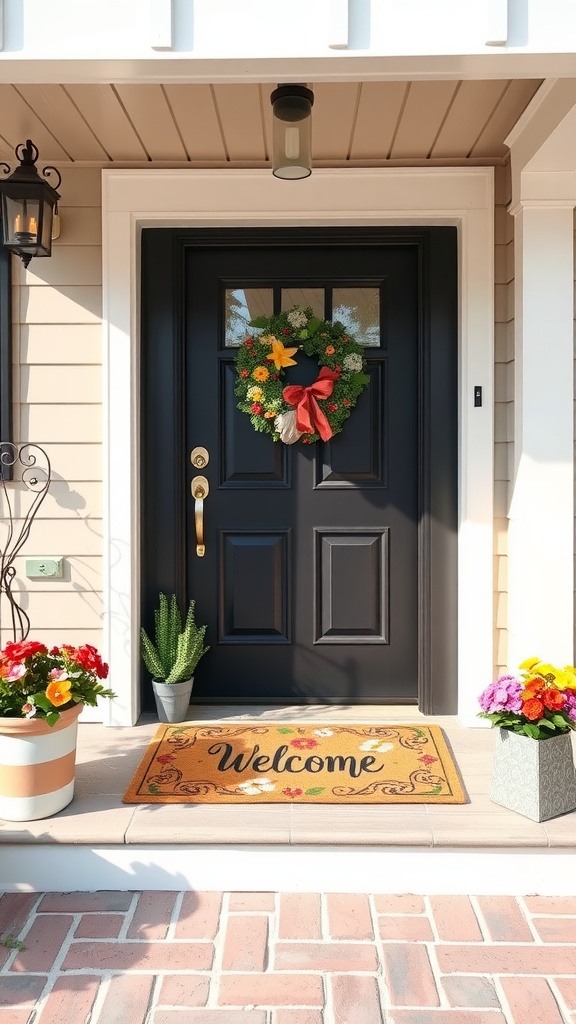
[491, 728, 576, 822]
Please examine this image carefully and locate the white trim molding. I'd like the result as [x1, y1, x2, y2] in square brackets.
[101, 167, 494, 726]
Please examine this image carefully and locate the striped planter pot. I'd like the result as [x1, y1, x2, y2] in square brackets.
[0, 704, 81, 821]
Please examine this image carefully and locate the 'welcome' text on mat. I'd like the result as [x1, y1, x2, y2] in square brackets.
[123, 723, 467, 805]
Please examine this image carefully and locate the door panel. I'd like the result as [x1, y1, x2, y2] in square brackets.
[185, 243, 418, 703]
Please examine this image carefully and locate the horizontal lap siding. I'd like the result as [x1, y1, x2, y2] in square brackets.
[494, 163, 513, 678]
[4, 169, 104, 699]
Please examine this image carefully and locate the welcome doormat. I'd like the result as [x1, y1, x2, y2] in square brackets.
[123, 723, 467, 805]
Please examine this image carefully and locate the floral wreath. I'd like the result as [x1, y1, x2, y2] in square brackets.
[234, 306, 370, 445]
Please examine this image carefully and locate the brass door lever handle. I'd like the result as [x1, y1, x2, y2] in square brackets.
[191, 475, 209, 556]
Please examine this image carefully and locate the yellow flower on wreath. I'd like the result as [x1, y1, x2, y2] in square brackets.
[252, 366, 270, 382]
[266, 338, 298, 371]
[247, 386, 263, 401]
[264, 410, 275, 419]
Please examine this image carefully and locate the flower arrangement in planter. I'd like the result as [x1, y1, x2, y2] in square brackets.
[141, 593, 209, 722]
[478, 657, 576, 821]
[0, 639, 114, 726]
[478, 657, 576, 738]
[0, 639, 114, 822]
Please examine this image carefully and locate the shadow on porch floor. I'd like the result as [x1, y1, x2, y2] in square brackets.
[2, 705, 575, 851]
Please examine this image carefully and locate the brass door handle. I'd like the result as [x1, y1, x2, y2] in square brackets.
[191, 475, 209, 557]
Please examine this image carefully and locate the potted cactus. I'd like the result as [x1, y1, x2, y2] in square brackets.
[140, 593, 209, 723]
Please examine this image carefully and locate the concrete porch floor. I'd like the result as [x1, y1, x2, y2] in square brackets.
[1, 706, 576, 894]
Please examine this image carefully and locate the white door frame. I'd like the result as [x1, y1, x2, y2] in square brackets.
[101, 167, 494, 726]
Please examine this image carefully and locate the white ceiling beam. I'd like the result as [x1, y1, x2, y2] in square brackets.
[150, 0, 173, 51]
[485, 0, 508, 46]
[328, 0, 349, 49]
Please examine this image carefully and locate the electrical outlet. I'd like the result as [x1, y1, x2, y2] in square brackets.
[25, 558, 64, 579]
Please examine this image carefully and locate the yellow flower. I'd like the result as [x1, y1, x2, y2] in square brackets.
[519, 656, 542, 672]
[247, 386, 263, 401]
[252, 366, 270, 382]
[46, 679, 72, 707]
[266, 339, 298, 371]
[260, 334, 275, 346]
[264, 410, 275, 419]
[552, 666, 576, 690]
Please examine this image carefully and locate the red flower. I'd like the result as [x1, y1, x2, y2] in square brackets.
[290, 737, 318, 750]
[522, 696, 545, 721]
[240, 369, 249, 378]
[418, 754, 438, 766]
[271, 374, 279, 381]
[325, 345, 335, 355]
[343, 398, 351, 407]
[282, 788, 303, 798]
[250, 402, 264, 415]
[62, 644, 109, 679]
[281, 328, 292, 335]
[302, 437, 311, 444]
[3, 640, 48, 660]
[244, 339, 254, 348]
[542, 689, 564, 711]
[156, 753, 176, 765]
[327, 403, 338, 412]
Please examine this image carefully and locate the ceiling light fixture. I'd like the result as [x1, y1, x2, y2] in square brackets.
[271, 84, 314, 180]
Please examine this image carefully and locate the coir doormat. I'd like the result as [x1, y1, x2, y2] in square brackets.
[123, 723, 467, 805]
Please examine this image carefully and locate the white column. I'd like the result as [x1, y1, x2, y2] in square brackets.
[508, 203, 575, 667]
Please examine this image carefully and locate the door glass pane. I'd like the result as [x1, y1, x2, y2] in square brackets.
[281, 288, 324, 318]
[333, 287, 380, 347]
[225, 288, 274, 346]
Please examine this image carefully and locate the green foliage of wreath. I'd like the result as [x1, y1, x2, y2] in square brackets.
[234, 306, 370, 445]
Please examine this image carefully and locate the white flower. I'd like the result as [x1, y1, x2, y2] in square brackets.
[343, 353, 363, 372]
[359, 740, 394, 754]
[287, 309, 308, 329]
[313, 728, 334, 737]
[237, 777, 276, 795]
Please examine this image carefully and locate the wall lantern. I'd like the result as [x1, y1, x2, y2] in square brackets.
[0, 140, 61, 268]
[270, 84, 314, 180]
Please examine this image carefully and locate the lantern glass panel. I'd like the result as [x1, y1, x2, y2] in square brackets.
[3, 196, 41, 246]
[272, 116, 312, 179]
[40, 206, 52, 252]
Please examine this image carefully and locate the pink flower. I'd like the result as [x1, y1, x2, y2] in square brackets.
[478, 675, 523, 714]
[7, 664, 27, 681]
[49, 668, 69, 682]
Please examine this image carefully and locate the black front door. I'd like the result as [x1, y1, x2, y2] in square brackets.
[141, 227, 458, 711]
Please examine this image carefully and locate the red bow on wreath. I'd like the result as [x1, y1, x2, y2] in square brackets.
[283, 367, 340, 442]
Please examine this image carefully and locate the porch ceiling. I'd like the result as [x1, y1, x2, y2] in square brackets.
[0, 79, 542, 167]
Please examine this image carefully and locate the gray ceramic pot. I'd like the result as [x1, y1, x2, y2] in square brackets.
[151, 677, 193, 723]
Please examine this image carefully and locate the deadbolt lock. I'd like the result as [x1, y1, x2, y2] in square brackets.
[190, 447, 209, 469]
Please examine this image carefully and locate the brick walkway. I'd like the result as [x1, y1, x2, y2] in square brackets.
[1, 892, 576, 1023]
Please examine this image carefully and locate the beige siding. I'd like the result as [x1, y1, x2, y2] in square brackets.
[494, 162, 513, 678]
[1, 167, 103, 651]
